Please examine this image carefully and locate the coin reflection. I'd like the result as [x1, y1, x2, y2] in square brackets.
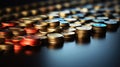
[107, 25, 119, 32]
[14, 45, 41, 55]
[75, 37, 90, 44]
[92, 33, 106, 39]
[47, 43, 63, 49]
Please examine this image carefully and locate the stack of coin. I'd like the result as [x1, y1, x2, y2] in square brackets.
[60, 20, 69, 29]
[34, 35, 48, 46]
[62, 32, 75, 41]
[104, 20, 119, 31]
[91, 23, 107, 39]
[9, 27, 26, 36]
[63, 27, 76, 32]
[34, 21, 48, 32]
[76, 26, 92, 38]
[48, 19, 60, 28]
[34, 24, 47, 32]
[47, 33, 64, 45]
[47, 27, 62, 33]
[92, 23, 107, 33]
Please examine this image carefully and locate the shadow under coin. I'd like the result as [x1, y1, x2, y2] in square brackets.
[91, 33, 106, 39]
[75, 37, 91, 45]
[47, 43, 64, 50]
[107, 25, 119, 32]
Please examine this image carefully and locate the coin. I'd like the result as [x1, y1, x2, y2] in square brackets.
[48, 19, 60, 27]
[34, 24, 47, 31]
[24, 27, 37, 35]
[20, 35, 38, 46]
[64, 18, 77, 23]
[47, 33, 64, 45]
[92, 23, 107, 33]
[76, 26, 92, 38]
[47, 27, 62, 33]
[62, 32, 75, 41]
[0, 29, 13, 38]
[63, 28, 76, 32]
[60, 20, 69, 29]
[0, 44, 13, 51]
[76, 26, 92, 33]
[69, 23, 81, 28]
[104, 20, 119, 31]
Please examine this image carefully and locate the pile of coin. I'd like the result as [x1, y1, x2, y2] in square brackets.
[0, 0, 120, 53]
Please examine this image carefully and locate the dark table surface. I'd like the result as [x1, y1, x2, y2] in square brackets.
[0, 26, 120, 67]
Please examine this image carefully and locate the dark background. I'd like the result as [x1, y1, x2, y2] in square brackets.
[0, 0, 44, 8]
[0, 0, 115, 8]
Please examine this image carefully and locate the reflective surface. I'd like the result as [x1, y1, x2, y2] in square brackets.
[0, 26, 120, 67]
